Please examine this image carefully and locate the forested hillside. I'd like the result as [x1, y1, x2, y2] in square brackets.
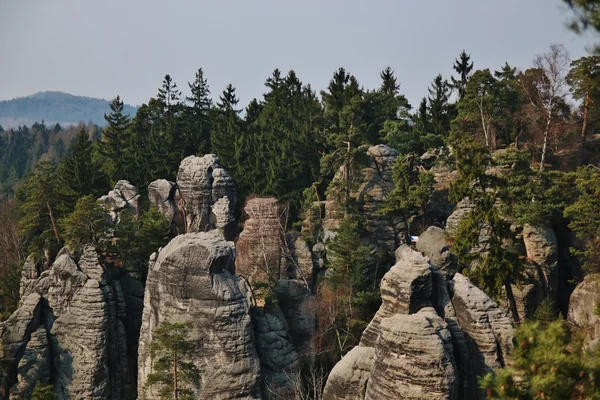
[0, 91, 137, 129]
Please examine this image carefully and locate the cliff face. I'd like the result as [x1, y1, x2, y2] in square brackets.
[137, 233, 262, 399]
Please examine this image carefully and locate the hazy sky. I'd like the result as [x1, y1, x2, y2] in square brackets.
[0, 0, 595, 108]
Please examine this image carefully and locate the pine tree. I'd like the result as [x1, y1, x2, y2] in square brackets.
[380, 66, 400, 95]
[31, 382, 57, 400]
[185, 68, 212, 155]
[480, 320, 600, 399]
[59, 195, 108, 251]
[451, 50, 474, 100]
[145, 321, 199, 400]
[157, 74, 182, 112]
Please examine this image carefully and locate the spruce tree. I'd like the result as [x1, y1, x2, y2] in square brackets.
[210, 84, 242, 169]
[185, 68, 212, 155]
[451, 50, 474, 100]
[424, 74, 451, 149]
[101, 96, 131, 182]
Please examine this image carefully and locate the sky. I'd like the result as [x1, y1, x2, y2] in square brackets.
[0, 0, 596, 108]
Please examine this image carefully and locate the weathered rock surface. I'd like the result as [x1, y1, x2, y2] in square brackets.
[19, 254, 38, 300]
[568, 274, 600, 344]
[445, 198, 476, 237]
[322, 346, 376, 400]
[276, 280, 315, 354]
[176, 155, 237, 238]
[138, 232, 261, 400]
[416, 226, 457, 278]
[9, 327, 51, 399]
[0, 293, 41, 399]
[523, 224, 558, 297]
[324, 247, 514, 400]
[98, 180, 140, 222]
[252, 305, 299, 392]
[236, 197, 285, 288]
[364, 309, 458, 400]
[451, 273, 514, 374]
[360, 247, 432, 347]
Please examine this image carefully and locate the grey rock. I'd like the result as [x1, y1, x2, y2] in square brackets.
[176, 155, 237, 234]
[445, 198, 476, 237]
[451, 273, 514, 376]
[322, 346, 376, 400]
[138, 232, 261, 400]
[252, 305, 299, 392]
[276, 280, 315, 355]
[79, 244, 108, 284]
[9, 328, 51, 399]
[364, 309, 458, 400]
[568, 274, 600, 343]
[98, 181, 140, 222]
[19, 254, 38, 300]
[522, 224, 558, 296]
[360, 247, 432, 347]
[416, 226, 457, 278]
[148, 179, 178, 221]
[0, 293, 42, 399]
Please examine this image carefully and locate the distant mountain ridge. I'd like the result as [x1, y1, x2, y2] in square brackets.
[0, 91, 138, 129]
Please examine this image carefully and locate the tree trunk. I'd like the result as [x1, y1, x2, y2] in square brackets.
[504, 281, 520, 324]
[578, 91, 590, 166]
[539, 107, 552, 171]
[173, 355, 178, 400]
[46, 201, 60, 242]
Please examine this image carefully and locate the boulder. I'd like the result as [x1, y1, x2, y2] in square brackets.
[98, 181, 140, 223]
[522, 224, 558, 296]
[148, 179, 179, 222]
[176, 155, 237, 237]
[445, 198, 476, 237]
[416, 226, 457, 278]
[137, 232, 261, 399]
[322, 346, 376, 400]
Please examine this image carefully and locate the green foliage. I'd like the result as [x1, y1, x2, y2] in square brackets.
[480, 320, 600, 399]
[532, 297, 558, 326]
[564, 167, 600, 272]
[31, 382, 57, 400]
[146, 321, 199, 400]
[111, 208, 171, 280]
[422, 74, 452, 149]
[101, 96, 132, 183]
[382, 154, 434, 237]
[565, 0, 600, 53]
[59, 195, 109, 251]
[450, 50, 474, 101]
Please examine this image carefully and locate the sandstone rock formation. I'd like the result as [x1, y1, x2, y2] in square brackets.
[98, 180, 140, 223]
[323, 247, 514, 400]
[137, 232, 261, 400]
[236, 198, 285, 288]
[416, 226, 457, 278]
[19, 254, 38, 299]
[1, 247, 139, 400]
[176, 155, 237, 238]
[148, 179, 185, 232]
[568, 273, 600, 347]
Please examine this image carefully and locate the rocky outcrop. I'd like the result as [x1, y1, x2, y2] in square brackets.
[324, 145, 405, 251]
[416, 226, 457, 278]
[19, 254, 38, 300]
[523, 224, 558, 298]
[322, 346, 376, 400]
[445, 198, 476, 237]
[323, 247, 514, 400]
[137, 232, 261, 399]
[252, 305, 299, 392]
[1, 246, 140, 400]
[148, 179, 185, 233]
[236, 198, 285, 288]
[451, 273, 514, 374]
[276, 280, 315, 354]
[98, 181, 140, 223]
[9, 327, 51, 399]
[364, 309, 458, 400]
[176, 155, 237, 238]
[0, 293, 42, 399]
[360, 246, 432, 347]
[568, 274, 600, 346]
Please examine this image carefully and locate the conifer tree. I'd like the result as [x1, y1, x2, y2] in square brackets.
[451, 50, 474, 100]
[210, 84, 242, 169]
[185, 68, 212, 155]
[145, 321, 199, 400]
[59, 195, 108, 251]
[424, 74, 452, 149]
[101, 96, 131, 182]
